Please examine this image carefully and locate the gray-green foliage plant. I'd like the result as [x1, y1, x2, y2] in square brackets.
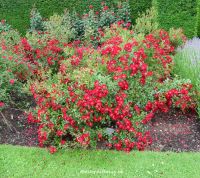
[0, 20, 11, 33]
[29, 7, 44, 32]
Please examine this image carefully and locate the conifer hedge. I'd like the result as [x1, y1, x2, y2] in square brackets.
[197, 0, 200, 37]
[153, 0, 198, 38]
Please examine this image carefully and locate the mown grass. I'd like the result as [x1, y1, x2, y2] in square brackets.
[1, 145, 200, 178]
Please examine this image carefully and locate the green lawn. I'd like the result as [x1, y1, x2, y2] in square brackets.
[1, 145, 200, 178]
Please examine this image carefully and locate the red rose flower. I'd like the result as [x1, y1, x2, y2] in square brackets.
[9, 79, 15, 85]
[103, 6, 108, 11]
[49, 146, 57, 154]
[56, 130, 63, 137]
[0, 102, 5, 107]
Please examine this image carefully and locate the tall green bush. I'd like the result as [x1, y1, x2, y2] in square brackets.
[153, 0, 198, 38]
[129, 0, 152, 23]
[197, 0, 200, 37]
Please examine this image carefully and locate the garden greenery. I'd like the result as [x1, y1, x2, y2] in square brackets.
[0, 0, 115, 34]
[1, 0, 200, 38]
[27, 2, 131, 47]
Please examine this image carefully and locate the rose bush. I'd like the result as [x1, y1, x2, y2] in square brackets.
[9, 24, 193, 153]
[0, 5, 196, 153]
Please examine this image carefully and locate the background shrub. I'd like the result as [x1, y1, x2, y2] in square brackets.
[129, 0, 152, 24]
[0, 0, 115, 35]
[1, 0, 199, 38]
[0, 0, 152, 35]
[26, 3, 131, 47]
[153, 0, 198, 38]
[133, 7, 159, 36]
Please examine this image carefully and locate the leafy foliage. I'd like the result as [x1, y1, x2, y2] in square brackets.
[153, 0, 198, 38]
[133, 7, 159, 35]
[0, 48, 29, 108]
[129, 0, 153, 24]
[168, 28, 187, 48]
[0, 29, 21, 50]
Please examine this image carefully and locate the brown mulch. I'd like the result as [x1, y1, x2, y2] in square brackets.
[146, 109, 200, 152]
[0, 107, 200, 152]
[0, 108, 38, 146]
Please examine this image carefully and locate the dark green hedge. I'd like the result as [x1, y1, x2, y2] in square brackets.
[0, 0, 115, 35]
[129, 0, 152, 24]
[197, 0, 200, 37]
[153, 0, 198, 38]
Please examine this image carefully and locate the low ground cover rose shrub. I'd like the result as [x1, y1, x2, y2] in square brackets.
[0, 5, 196, 152]
[0, 48, 28, 109]
[13, 24, 194, 153]
[0, 26, 32, 108]
[0, 30, 21, 51]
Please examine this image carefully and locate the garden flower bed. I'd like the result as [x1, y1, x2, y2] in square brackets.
[0, 3, 199, 155]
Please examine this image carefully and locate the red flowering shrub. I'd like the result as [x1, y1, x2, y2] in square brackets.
[16, 24, 195, 153]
